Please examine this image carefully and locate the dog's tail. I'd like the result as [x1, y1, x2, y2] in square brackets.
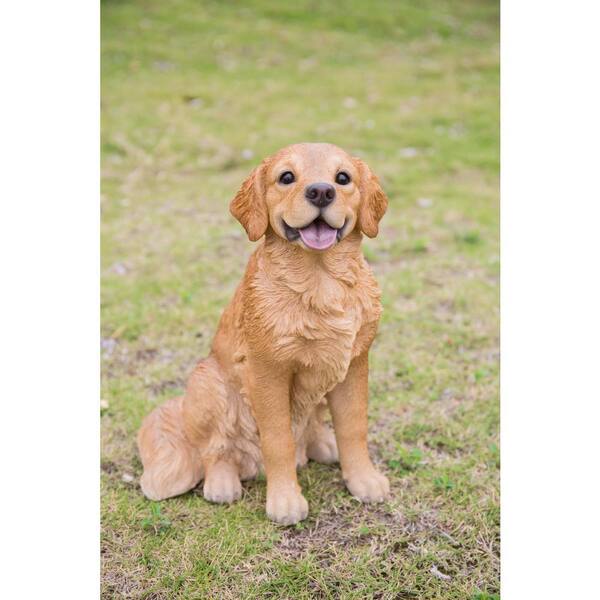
[137, 396, 204, 501]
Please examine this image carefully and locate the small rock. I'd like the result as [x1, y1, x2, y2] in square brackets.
[417, 197, 433, 208]
[153, 60, 175, 71]
[101, 338, 117, 356]
[100, 398, 109, 410]
[430, 565, 451, 581]
[241, 148, 254, 160]
[110, 262, 128, 276]
[448, 123, 465, 138]
[440, 388, 455, 402]
[298, 57, 318, 71]
[122, 473, 135, 483]
[400, 147, 418, 158]
[217, 56, 237, 71]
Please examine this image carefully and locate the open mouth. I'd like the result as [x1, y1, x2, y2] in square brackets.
[283, 217, 345, 250]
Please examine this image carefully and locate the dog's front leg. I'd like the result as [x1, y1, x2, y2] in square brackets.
[247, 358, 308, 525]
[328, 352, 390, 502]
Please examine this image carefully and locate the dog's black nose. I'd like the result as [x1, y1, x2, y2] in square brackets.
[305, 183, 336, 208]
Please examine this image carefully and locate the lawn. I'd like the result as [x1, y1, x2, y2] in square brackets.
[101, 1, 499, 598]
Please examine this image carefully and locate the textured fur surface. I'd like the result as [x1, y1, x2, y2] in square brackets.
[138, 143, 390, 524]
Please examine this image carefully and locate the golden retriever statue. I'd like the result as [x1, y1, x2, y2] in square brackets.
[138, 143, 390, 525]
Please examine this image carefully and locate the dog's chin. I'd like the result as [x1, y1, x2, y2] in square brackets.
[283, 217, 347, 251]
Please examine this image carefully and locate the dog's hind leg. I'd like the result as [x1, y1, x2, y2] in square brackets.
[137, 396, 204, 501]
[138, 355, 251, 503]
[306, 402, 339, 465]
[202, 459, 242, 504]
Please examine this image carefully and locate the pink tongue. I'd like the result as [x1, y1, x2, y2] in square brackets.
[298, 220, 337, 250]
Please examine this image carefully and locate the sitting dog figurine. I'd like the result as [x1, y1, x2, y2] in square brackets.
[138, 142, 390, 524]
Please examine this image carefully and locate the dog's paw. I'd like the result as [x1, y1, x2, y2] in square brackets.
[203, 472, 242, 504]
[344, 468, 390, 503]
[307, 428, 339, 464]
[266, 488, 309, 525]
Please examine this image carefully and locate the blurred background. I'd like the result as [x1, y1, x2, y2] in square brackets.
[102, 1, 499, 598]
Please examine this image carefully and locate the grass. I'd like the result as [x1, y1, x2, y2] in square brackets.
[101, 0, 499, 597]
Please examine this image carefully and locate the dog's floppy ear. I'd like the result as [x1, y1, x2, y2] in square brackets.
[229, 160, 269, 241]
[354, 157, 388, 238]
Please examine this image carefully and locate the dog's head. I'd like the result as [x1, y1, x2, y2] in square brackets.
[230, 143, 387, 250]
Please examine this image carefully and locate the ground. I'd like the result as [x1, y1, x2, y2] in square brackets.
[101, 1, 499, 598]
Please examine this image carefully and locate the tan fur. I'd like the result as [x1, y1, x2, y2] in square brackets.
[138, 143, 390, 524]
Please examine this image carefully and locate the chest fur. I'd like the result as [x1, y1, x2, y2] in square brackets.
[242, 248, 382, 407]
[260, 272, 379, 401]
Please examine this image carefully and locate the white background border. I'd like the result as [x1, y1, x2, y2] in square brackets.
[502, 1, 600, 597]
[1, 1, 100, 597]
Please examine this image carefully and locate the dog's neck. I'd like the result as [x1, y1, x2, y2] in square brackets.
[261, 229, 365, 289]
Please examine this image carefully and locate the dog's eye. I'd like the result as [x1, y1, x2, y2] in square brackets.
[335, 171, 351, 185]
[279, 171, 295, 185]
